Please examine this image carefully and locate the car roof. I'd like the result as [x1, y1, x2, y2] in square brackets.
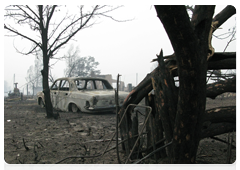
[55, 77, 108, 81]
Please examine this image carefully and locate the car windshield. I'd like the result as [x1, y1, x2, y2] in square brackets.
[74, 79, 113, 90]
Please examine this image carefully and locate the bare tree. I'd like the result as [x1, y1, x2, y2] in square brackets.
[4, 5, 120, 118]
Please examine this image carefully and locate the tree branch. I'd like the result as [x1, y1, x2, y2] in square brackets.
[50, 5, 99, 56]
[46, 5, 57, 31]
[26, 5, 40, 21]
[212, 5, 236, 33]
[4, 24, 41, 49]
[16, 5, 40, 25]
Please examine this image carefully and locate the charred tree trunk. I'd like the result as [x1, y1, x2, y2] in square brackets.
[151, 50, 177, 160]
[39, 6, 54, 118]
[155, 5, 215, 163]
[41, 54, 54, 118]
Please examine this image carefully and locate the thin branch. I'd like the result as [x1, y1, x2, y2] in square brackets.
[16, 5, 40, 25]
[210, 136, 235, 148]
[22, 138, 29, 151]
[46, 5, 57, 30]
[223, 30, 236, 52]
[50, 5, 99, 55]
[48, 14, 68, 41]
[26, 5, 40, 20]
[4, 24, 41, 49]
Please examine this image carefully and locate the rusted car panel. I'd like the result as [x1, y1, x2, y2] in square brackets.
[37, 77, 129, 113]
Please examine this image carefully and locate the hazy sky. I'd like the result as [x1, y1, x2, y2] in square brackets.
[4, 5, 236, 94]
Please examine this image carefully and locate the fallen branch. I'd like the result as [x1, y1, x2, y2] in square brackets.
[22, 138, 29, 151]
[34, 143, 38, 161]
[82, 139, 121, 144]
[210, 136, 235, 149]
[38, 141, 44, 148]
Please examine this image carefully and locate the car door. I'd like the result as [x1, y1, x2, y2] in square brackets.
[50, 80, 61, 109]
[58, 79, 71, 111]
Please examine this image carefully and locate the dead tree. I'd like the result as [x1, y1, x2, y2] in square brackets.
[118, 5, 236, 164]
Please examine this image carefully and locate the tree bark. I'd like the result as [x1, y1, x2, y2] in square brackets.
[155, 5, 215, 163]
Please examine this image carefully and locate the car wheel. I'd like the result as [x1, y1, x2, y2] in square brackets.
[71, 103, 78, 113]
[40, 99, 45, 108]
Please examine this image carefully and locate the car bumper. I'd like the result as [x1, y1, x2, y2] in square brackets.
[84, 105, 121, 112]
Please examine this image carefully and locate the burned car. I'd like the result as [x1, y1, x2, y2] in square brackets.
[37, 77, 129, 113]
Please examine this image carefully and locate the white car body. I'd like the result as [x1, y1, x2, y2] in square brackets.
[37, 77, 129, 113]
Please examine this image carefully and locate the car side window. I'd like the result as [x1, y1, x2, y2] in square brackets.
[86, 80, 94, 89]
[95, 80, 105, 89]
[59, 80, 69, 91]
[75, 80, 86, 90]
[51, 80, 60, 90]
